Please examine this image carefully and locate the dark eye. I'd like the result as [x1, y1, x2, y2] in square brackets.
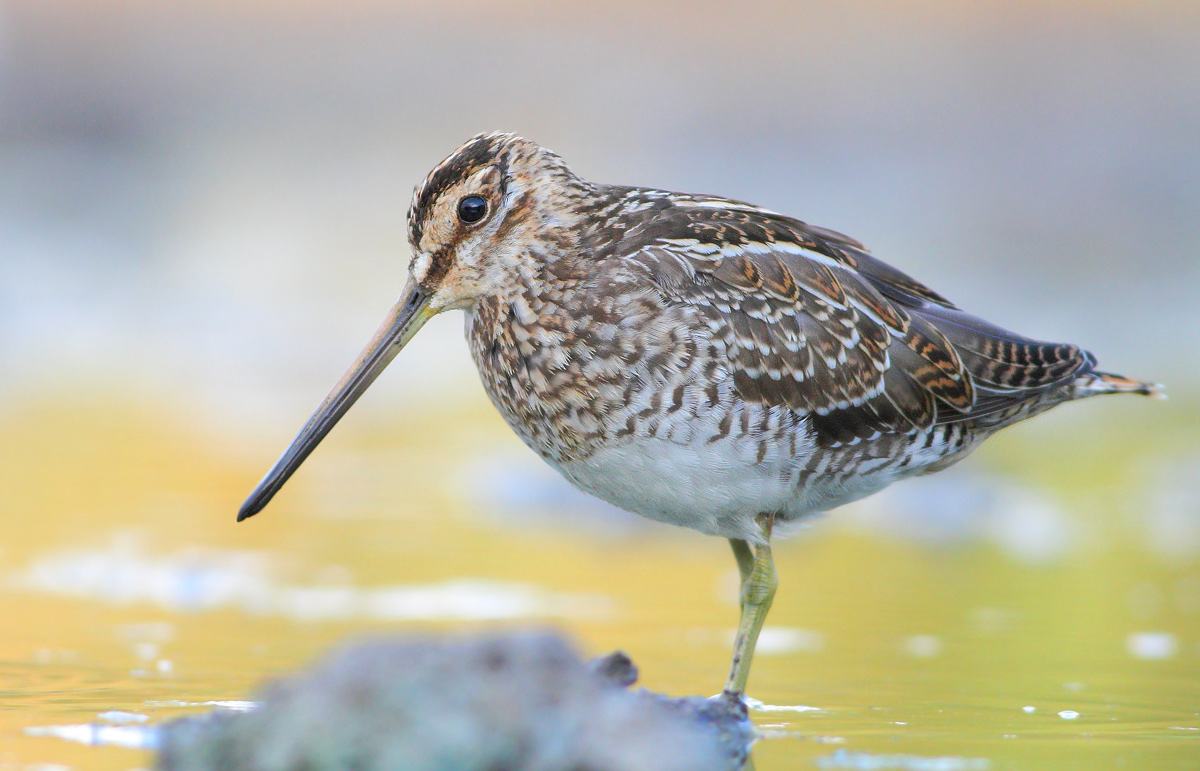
[457, 195, 488, 224]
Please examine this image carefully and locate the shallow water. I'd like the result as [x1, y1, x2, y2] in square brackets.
[1, 390, 1197, 770]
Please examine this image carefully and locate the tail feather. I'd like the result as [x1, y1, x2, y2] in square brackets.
[1073, 371, 1166, 399]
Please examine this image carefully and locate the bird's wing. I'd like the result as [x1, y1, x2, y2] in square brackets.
[620, 193, 1093, 445]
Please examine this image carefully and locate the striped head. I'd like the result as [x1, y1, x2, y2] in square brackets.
[405, 132, 589, 313]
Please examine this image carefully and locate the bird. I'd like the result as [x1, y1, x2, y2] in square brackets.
[238, 132, 1160, 698]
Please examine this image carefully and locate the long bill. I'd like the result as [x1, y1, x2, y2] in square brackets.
[237, 282, 435, 521]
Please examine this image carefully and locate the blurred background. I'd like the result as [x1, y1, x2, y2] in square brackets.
[1, 1, 1197, 769]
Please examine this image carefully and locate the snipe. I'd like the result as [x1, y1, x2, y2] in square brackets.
[239, 132, 1159, 696]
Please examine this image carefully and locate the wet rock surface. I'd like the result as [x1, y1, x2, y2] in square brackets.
[157, 630, 753, 771]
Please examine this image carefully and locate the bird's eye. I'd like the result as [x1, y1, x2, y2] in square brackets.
[457, 195, 488, 224]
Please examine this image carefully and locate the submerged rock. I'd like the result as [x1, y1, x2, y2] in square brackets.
[157, 630, 753, 771]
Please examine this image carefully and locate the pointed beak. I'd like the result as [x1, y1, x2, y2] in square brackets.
[237, 281, 435, 521]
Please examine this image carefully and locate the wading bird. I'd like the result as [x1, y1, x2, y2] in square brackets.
[239, 133, 1158, 697]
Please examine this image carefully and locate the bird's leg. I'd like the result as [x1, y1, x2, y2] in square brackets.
[729, 538, 755, 611]
[724, 514, 778, 697]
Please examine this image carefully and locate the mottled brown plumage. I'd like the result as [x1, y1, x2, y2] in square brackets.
[240, 131, 1160, 696]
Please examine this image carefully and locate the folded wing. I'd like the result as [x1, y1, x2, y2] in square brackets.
[629, 195, 1094, 446]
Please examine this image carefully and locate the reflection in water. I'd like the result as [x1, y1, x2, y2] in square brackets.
[902, 635, 943, 659]
[751, 627, 825, 656]
[743, 697, 823, 714]
[1125, 632, 1178, 660]
[145, 701, 257, 711]
[25, 722, 159, 751]
[815, 749, 990, 770]
[96, 710, 148, 724]
[25, 702, 257, 754]
[11, 537, 612, 621]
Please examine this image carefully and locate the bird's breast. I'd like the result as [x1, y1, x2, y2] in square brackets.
[466, 293, 599, 463]
[463, 291, 884, 536]
[465, 282, 732, 458]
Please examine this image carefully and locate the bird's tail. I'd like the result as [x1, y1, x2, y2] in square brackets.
[1072, 371, 1165, 399]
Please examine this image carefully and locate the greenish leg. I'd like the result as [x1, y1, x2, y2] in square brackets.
[724, 515, 778, 697]
[729, 538, 754, 610]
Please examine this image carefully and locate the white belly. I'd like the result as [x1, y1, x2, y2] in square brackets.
[556, 440, 790, 540]
[551, 431, 899, 542]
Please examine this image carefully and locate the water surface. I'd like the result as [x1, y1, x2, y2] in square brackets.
[1, 391, 1196, 769]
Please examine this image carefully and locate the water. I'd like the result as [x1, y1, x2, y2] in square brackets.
[1, 7, 1196, 765]
[1, 391, 1196, 770]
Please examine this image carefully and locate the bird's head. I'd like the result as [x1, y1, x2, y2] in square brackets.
[238, 132, 585, 521]
[406, 131, 587, 312]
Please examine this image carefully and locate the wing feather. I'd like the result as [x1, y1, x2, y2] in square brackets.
[614, 189, 1094, 446]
